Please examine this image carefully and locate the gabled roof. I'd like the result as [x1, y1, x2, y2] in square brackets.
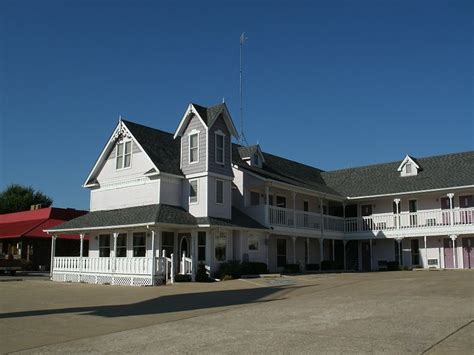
[238, 144, 266, 163]
[122, 120, 182, 176]
[232, 145, 343, 197]
[46, 204, 267, 232]
[174, 102, 238, 138]
[397, 155, 421, 172]
[321, 151, 474, 198]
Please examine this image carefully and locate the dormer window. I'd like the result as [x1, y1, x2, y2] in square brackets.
[189, 133, 199, 163]
[253, 153, 259, 166]
[398, 155, 420, 177]
[215, 131, 225, 165]
[116, 141, 132, 169]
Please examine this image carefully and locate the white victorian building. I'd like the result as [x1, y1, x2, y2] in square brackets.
[46, 102, 474, 286]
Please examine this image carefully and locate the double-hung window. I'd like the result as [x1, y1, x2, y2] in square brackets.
[189, 180, 198, 204]
[99, 235, 111, 257]
[216, 179, 224, 204]
[215, 132, 225, 164]
[133, 232, 146, 257]
[116, 233, 127, 257]
[189, 133, 199, 163]
[116, 141, 132, 169]
[198, 231, 206, 261]
[162, 232, 174, 257]
[248, 236, 259, 251]
[215, 233, 227, 261]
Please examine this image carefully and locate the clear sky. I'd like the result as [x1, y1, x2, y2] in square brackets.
[1, 0, 473, 210]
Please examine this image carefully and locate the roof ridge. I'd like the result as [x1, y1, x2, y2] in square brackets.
[323, 150, 474, 174]
[122, 119, 174, 137]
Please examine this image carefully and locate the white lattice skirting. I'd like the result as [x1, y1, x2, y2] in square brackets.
[52, 272, 165, 286]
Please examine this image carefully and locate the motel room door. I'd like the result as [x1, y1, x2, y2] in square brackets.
[277, 239, 287, 268]
[361, 241, 371, 271]
[443, 238, 454, 269]
[462, 237, 474, 269]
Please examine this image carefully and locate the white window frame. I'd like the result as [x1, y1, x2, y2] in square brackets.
[116, 233, 127, 257]
[189, 132, 200, 164]
[132, 232, 147, 257]
[215, 131, 225, 165]
[248, 235, 259, 252]
[189, 179, 198, 205]
[116, 140, 132, 170]
[98, 234, 111, 257]
[216, 179, 224, 205]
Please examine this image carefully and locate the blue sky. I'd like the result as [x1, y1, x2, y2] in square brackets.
[1, 0, 473, 210]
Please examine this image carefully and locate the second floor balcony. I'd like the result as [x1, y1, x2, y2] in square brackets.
[247, 204, 474, 236]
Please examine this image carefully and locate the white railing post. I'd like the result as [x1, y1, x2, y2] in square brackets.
[50, 235, 57, 280]
[150, 229, 156, 286]
[448, 193, 454, 226]
[450, 235, 457, 268]
[79, 233, 85, 282]
[394, 198, 400, 230]
[181, 252, 185, 275]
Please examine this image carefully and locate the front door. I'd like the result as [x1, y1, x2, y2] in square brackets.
[277, 239, 287, 268]
[361, 205, 373, 230]
[459, 195, 473, 224]
[443, 238, 454, 268]
[462, 237, 474, 269]
[361, 241, 371, 271]
[178, 233, 190, 258]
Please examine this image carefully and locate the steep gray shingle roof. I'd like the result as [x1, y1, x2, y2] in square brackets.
[238, 145, 260, 159]
[321, 151, 474, 197]
[47, 205, 266, 231]
[119, 120, 473, 199]
[232, 145, 343, 197]
[122, 120, 182, 176]
[191, 103, 225, 125]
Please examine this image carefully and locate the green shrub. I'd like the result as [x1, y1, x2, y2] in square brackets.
[283, 263, 300, 273]
[306, 263, 320, 271]
[216, 260, 242, 279]
[387, 261, 400, 271]
[321, 260, 335, 270]
[195, 263, 213, 282]
[240, 262, 269, 275]
[175, 274, 192, 282]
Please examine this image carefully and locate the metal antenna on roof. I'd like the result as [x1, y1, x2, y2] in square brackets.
[239, 32, 249, 146]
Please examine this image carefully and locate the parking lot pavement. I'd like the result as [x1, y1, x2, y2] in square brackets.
[1, 271, 473, 354]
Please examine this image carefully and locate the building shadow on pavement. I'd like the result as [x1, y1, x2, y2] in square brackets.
[0, 284, 311, 319]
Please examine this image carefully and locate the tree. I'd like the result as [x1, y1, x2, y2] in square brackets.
[0, 184, 53, 214]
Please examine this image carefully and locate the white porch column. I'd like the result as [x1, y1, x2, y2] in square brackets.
[343, 240, 347, 271]
[292, 191, 297, 227]
[79, 233, 85, 282]
[292, 236, 297, 264]
[369, 239, 373, 271]
[332, 239, 335, 261]
[112, 232, 118, 276]
[423, 235, 428, 269]
[50, 235, 57, 280]
[150, 229, 156, 285]
[191, 230, 198, 281]
[448, 193, 454, 226]
[450, 235, 457, 269]
[265, 186, 270, 225]
[306, 237, 310, 264]
[157, 229, 162, 257]
[397, 238, 403, 266]
[394, 199, 401, 229]
[265, 233, 270, 268]
[320, 198, 324, 234]
[319, 238, 324, 262]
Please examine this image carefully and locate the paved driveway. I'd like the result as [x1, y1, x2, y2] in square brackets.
[0, 271, 472, 354]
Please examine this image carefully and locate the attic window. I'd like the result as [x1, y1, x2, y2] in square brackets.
[215, 132, 225, 165]
[405, 163, 412, 174]
[398, 155, 420, 177]
[116, 141, 132, 169]
[253, 153, 259, 166]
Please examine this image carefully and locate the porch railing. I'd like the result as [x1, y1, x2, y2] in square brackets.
[266, 206, 474, 233]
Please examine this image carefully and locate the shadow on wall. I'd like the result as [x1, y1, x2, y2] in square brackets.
[0, 284, 308, 320]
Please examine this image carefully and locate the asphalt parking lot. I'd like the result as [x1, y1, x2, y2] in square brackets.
[0, 270, 473, 354]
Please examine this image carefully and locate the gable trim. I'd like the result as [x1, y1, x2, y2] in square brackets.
[83, 120, 161, 187]
[207, 104, 239, 138]
[397, 155, 420, 172]
[174, 104, 208, 139]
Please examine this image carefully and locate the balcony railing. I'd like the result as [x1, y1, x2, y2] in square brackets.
[265, 206, 474, 233]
